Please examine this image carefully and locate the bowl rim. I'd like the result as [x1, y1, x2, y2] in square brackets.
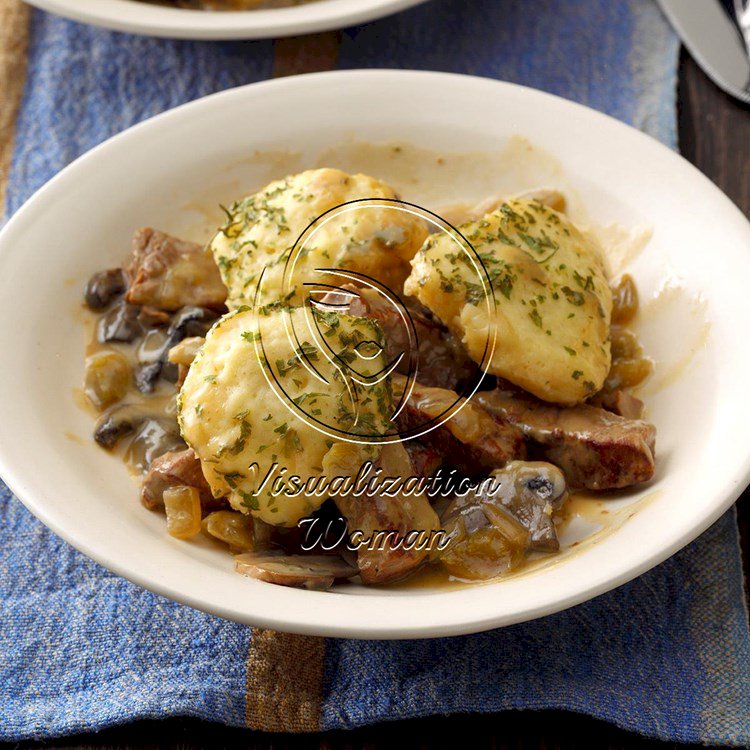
[2, 69, 750, 638]
[24, 0, 431, 40]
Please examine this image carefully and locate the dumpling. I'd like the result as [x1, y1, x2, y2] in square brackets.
[178, 304, 395, 526]
[211, 168, 429, 309]
[405, 199, 612, 405]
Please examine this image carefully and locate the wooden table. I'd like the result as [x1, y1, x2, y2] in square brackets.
[6, 44, 749, 750]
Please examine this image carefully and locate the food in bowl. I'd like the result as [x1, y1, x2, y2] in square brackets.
[81, 166, 656, 591]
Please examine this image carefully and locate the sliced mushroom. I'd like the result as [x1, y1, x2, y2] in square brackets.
[127, 418, 185, 472]
[84, 268, 128, 311]
[135, 307, 218, 393]
[94, 403, 147, 448]
[170, 306, 219, 339]
[97, 301, 141, 343]
[93, 404, 184, 471]
[138, 329, 169, 365]
[234, 553, 357, 590]
[134, 329, 170, 392]
[134, 363, 162, 393]
[476, 461, 568, 551]
[437, 461, 568, 580]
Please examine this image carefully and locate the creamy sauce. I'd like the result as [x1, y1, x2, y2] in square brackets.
[316, 137, 570, 217]
[81, 308, 183, 476]
[64, 430, 86, 445]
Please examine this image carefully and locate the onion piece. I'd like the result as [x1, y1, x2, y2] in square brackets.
[202, 510, 254, 552]
[164, 485, 202, 539]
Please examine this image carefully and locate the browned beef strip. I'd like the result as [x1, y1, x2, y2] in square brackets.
[393, 377, 526, 476]
[336, 493, 434, 585]
[589, 388, 645, 420]
[127, 228, 227, 311]
[317, 285, 478, 391]
[403, 440, 443, 477]
[141, 447, 221, 511]
[330, 443, 439, 585]
[476, 390, 656, 490]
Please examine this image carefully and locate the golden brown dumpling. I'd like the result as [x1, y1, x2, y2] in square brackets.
[405, 199, 612, 404]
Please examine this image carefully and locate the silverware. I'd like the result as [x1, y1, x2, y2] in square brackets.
[734, 0, 750, 54]
[659, 0, 750, 103]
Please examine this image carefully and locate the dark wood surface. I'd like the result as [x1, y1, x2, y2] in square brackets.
[0, 711, 732, 750]
[6, 46, 750, 750]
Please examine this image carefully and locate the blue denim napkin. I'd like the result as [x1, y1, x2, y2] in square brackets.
[3, 0, 750, 744]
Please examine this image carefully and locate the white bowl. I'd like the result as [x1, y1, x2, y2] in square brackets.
[1, 70, 749, 639]
[24, 0, 429, 39]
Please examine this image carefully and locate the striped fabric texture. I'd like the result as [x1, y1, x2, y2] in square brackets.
[1, 0, 749, 744]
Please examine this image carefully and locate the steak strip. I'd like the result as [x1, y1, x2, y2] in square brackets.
[316, 284, 478, 391]
[476, 390, 656, 490]
[394, 376, 526, 476]
[127, 227, 227, 311]
[141, 447, 221, 511]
